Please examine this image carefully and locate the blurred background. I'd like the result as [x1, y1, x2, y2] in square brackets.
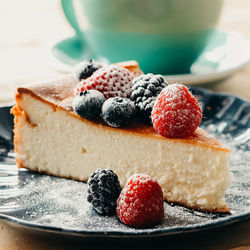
[0, 0, 250, 106]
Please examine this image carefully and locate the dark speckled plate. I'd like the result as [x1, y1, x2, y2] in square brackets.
[0, 88, 249, 238]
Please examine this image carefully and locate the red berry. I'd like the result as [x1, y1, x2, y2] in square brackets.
[116, 174, 164, 228]
[74, 65, 133, 98]
[151, 84, 202, 138]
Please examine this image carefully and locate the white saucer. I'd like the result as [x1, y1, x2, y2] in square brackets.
[50, 30, 250, 85]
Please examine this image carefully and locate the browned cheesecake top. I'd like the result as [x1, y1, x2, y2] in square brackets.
[15, 74, 230, 152]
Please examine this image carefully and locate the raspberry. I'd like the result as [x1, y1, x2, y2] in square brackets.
[116, 174, 164, 228]
[131, 74, 168, 123]
[151, 84, 202, 138]
[74, 65, 133, 99]
[87, 169, 121, 215]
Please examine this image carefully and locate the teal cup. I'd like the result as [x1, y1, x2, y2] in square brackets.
[61, 0, 223, 74]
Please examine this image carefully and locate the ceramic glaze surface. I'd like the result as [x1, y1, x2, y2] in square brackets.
[61, 0, 223, 74]
[51, 30, 250, 84]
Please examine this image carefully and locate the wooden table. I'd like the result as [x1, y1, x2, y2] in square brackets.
[0, 0, 249, 249]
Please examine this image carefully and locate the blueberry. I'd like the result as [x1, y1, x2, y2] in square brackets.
[74, 59, 104, 81]
[72, 90, 105, 119]
[102, 97, 135, 127]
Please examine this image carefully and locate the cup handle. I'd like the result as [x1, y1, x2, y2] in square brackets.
[61, 0, 81, 34]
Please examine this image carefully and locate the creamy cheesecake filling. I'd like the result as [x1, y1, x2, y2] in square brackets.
[13, 93, 232, 212]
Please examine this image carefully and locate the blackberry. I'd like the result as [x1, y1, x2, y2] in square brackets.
[74, 59, 104, 81]
[102, 97, 135, 127]
[131, 74, 168, 123]
[72, 90, 105, 119]
[87, 169, 121, 215]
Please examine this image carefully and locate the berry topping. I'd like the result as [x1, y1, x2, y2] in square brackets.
[72, 90, 105, 119]
[131, 74, 168, 123]
[87, 169, 121, 215]
[74, 65, 133, 99]
[102, 97, 135, 127]
[117, 174, 164, 228]
[74, 59, 104, 81]
[151, 83, 202, 138]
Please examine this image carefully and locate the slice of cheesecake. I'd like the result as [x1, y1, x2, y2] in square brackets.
[11, 72, 232, 213]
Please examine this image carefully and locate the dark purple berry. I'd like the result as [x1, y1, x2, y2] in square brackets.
[72, 90, 105, 119]
[74, 59, 104, 81]
[87, 169, 121, 215]
[131, 74, 168, 124]
[102, 97, 135, 127]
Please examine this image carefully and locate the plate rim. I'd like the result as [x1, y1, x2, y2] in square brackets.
[0, 210, 249, 238]
[0, 87, 249, 238]
[50, 30, 250, 85]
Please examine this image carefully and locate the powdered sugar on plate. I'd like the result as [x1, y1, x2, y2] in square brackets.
[0, 87, 249, 236]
